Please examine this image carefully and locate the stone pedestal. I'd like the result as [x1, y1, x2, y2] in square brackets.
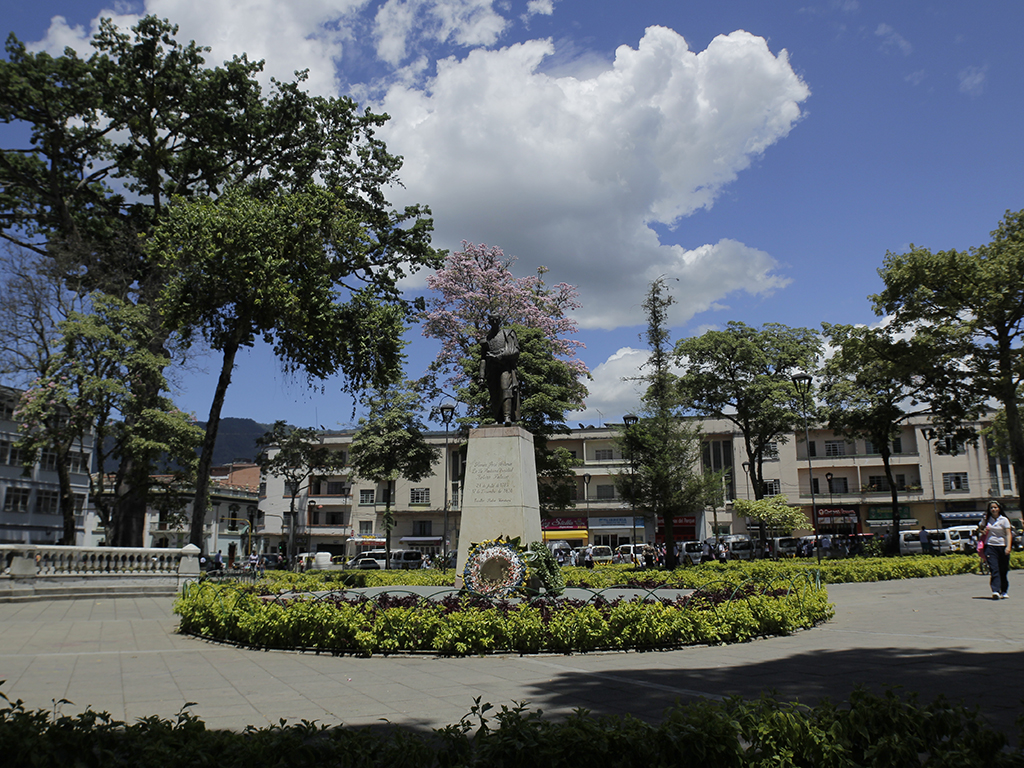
[454, 425, 542, 587]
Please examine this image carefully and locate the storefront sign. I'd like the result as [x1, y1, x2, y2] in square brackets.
[866, 506, 912, 520]
[590, 516, 647, 528]
[817, 507, 858, 524]
[542, 517, 588, 530]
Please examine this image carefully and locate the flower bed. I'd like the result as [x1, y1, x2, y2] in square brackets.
[174, 574, 832, 656]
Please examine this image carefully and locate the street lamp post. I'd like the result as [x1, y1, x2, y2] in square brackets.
[439, 403, 456, 571]
[623, 413, 639, 555]
[792, 372, 820, 564]
[583, 473, 591, 515]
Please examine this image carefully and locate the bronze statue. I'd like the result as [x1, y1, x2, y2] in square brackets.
[480, 316, 520, 425]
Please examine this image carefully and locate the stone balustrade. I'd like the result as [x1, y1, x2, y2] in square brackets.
[1, 544, 204, 601]
[1, 543, 187, 576]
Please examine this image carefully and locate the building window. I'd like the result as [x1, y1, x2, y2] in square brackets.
[866, 475, 891, 492]
[35, 490, 60, 514]
[308, 506, 320, 525]
[943, 472, 969, 492]
[358, 520, 373, 535]
[68, 451, 90, 474]
[39, 450, 60, 472]
[827, 476, 849, 494]
[0, 397, 15, 422]
[807, 440, 816, 457]
[413, 520, 432, 537]
[762, 442, 779, 460]
[325, 481, 348, 495]
[0, 440, 22, 467]
[410, 487, 430, 505]
[824, 441, 846, 457]
[359, 489, 375, 505]
[595, 484, 616, 499]
[326, 511, 345, 526]
[594, 449, 614, 461]
[865, 438, 903, 455]
[3, 488, 31, 513]
[761, 479, 781, 496]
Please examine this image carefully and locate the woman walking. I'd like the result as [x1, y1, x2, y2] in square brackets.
[979, 500, 1013, 600]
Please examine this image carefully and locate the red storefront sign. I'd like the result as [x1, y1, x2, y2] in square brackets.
[655, 516, 697, 542]
[542, 517, 588, 530]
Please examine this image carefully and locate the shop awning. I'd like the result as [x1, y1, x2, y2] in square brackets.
[938, 511, 984, 521]
[542, 529, 588, 541]
[399, 536, 443, 543]
[353, 538, 386, 545]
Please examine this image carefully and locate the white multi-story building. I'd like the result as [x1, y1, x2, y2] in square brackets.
[257, 412, 1019, 559]
[0, 386, 92, 545]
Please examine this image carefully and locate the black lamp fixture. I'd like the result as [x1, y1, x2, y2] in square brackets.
[791, 372, 819, 563]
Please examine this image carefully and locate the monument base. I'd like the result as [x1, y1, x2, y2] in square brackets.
[454, 425, 542, 588]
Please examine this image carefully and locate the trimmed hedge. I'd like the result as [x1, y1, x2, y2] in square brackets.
[174, 576, 833, 656]
[256, 552, 1020, 594]
[1, 688, 1018, 767]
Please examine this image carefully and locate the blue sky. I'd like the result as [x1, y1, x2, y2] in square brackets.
[5, 1, 1023, 430]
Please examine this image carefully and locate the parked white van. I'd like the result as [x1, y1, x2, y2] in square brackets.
[297, 552, 333, 570]
[944, 525, 979, 553]
[899, 529, 957, 556]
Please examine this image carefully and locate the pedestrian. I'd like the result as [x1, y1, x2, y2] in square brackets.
[979, 500, 1012, 600]
[919, 526, 932, 555]
[584, 545, 594, 569]
[214, 550, 224, 571]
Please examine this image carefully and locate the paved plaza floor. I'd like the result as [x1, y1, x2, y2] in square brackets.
[0, 573, 1021, 738]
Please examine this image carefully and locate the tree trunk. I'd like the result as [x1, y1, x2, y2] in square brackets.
[56, 458, 77, 545]
[189, 336, 241, 548]
[882, 448, 901, 556]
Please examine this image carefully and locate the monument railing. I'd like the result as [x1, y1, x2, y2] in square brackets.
[1, 544, 187, 578]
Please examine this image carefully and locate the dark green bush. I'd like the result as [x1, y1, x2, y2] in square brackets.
[1, 688, 1017, 767]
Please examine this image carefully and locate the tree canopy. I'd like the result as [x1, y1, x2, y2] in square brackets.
[674, 321, 820, 503]
[873, 208, 1024, 511]
[2, 15, 439, 545]
[348, 381, 440, 567]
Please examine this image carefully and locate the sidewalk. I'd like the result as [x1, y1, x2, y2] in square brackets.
[0, 573, 1020, 737]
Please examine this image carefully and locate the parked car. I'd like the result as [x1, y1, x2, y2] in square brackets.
[390, 550, 424, 569]
[260, 553, 286, 570]
[297, 552, 333, 570]
[346, 550, 388, 569]
[722, 534, 755, 560]
[614, 543, 645, 564]
[770, 537, 800, 559]
[899, 529, 956, 556]
[679, 540, 704, 565]
[943, 525, 979, 554]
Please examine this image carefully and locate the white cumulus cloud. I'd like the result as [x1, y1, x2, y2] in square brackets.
[376, 26, 808, 328]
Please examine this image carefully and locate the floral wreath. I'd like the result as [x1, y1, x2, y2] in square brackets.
[463, 536, 528, 597]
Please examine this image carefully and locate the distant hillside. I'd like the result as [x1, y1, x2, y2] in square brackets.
[198, 418, 275, 466]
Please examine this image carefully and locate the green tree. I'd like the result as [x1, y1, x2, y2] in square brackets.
[154, 186, 436, 548]
[256, 421, 348, 563]
[732, 495, 809, 538]
[616, 278, 706, 568]
[873, 209, 1022, 509]
[348, 382, 441, 568]
[16, 296, 202, 545]
[1, 16, 437, 545]
[819, 323, 969, 551]
[673, 322, 820, 504]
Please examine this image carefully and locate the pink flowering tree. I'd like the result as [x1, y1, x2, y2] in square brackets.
[421, 242, 587, 394]
[420, 243, 590, 511]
